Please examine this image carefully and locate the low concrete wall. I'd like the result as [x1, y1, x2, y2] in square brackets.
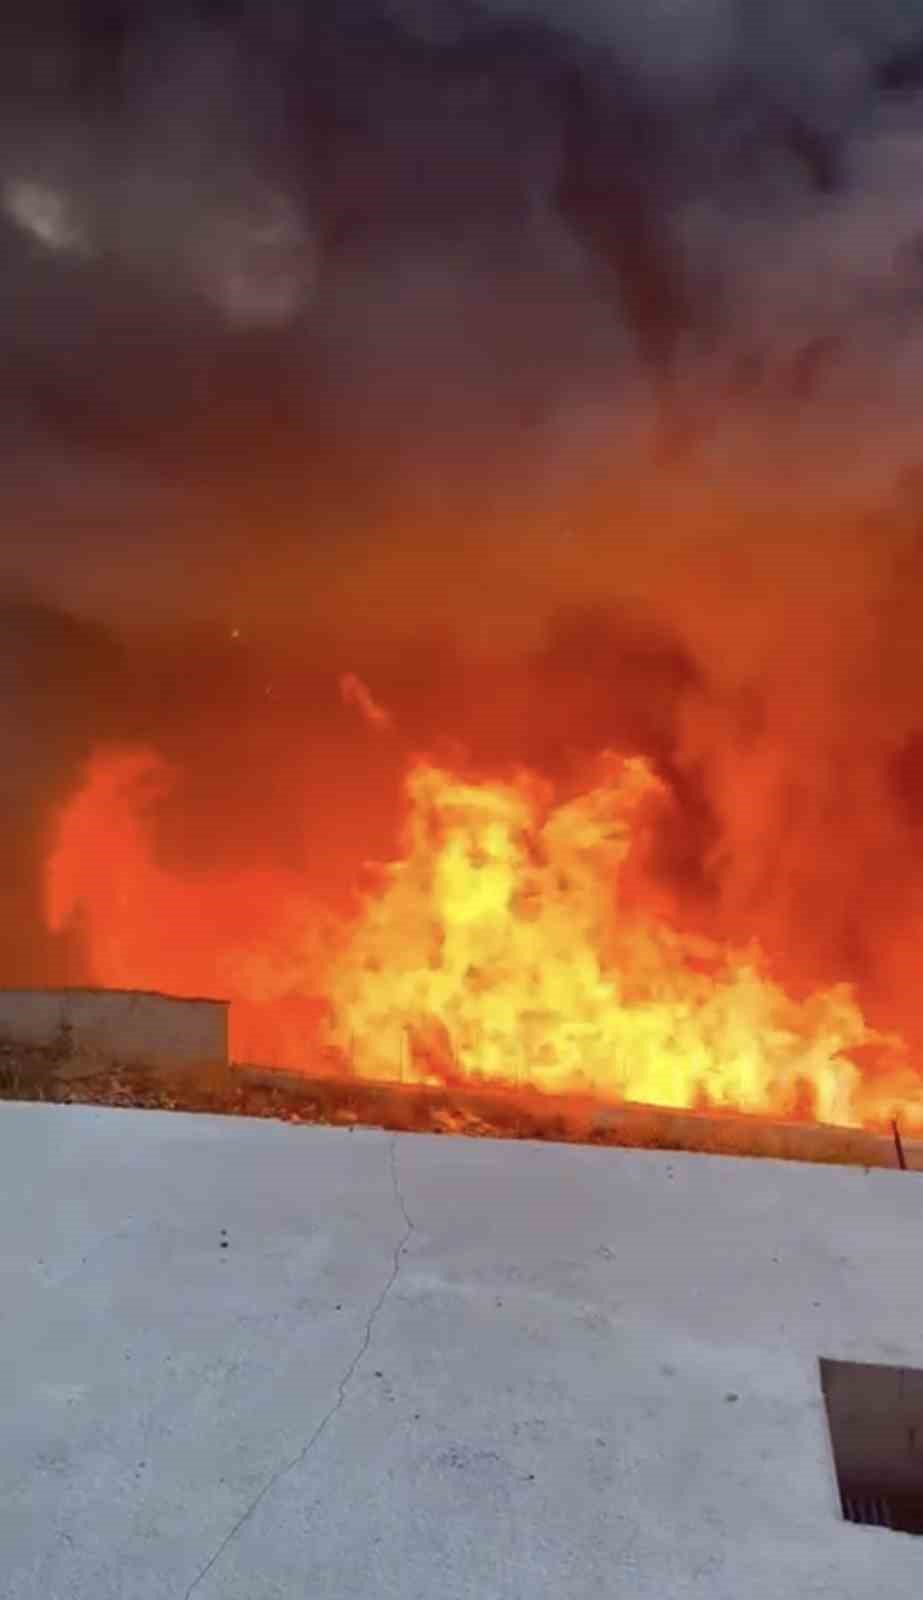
[0, 988, 228, 1070]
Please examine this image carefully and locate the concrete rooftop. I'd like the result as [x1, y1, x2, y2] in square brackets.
[3, 1101, 923, 1599]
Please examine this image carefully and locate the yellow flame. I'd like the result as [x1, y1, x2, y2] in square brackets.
[326, 755, 909, 1127]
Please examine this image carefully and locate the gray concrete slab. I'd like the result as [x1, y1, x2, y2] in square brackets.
[0, 988, 227, 1070]
[2, 1102, 923, 1599]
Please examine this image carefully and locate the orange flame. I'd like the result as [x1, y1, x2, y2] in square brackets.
[44, 744, 922, 1130]
[44, 749, 336, 1066]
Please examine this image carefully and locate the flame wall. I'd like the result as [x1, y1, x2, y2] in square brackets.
[4, 6, 923, 1115]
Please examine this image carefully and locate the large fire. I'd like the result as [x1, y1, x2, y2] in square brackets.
[43, 739, 923, 1132]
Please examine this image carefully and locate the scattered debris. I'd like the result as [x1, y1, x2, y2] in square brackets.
[1, 1039, 921, 1169]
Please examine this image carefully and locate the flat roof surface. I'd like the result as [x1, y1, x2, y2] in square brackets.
[3, 1102, 923, 1598]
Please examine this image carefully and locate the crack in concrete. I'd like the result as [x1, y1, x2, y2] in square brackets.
[181, 1133, 415, 1600]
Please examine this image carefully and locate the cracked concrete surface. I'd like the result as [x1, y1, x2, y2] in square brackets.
[3, 1103, 923, 1599]
[182, 1137, 415, 1598]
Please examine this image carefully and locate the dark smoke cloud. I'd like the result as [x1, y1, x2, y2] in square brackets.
[5, 3, 923, 1048]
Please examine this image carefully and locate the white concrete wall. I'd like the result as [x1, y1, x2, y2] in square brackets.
[0, 987, 228, 1068]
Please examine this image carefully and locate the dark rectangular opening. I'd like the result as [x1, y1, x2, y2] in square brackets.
[820, 1357, 923, 1534]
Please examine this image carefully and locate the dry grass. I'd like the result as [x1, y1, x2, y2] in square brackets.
[0, 1038, 71, 1102]
[0, 1038, 916, 1172]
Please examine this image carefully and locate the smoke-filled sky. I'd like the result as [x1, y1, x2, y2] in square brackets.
[6, 1, 923, 1048]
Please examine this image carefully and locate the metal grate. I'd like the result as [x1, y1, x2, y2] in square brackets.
[821, 1358, 923, 1535]
[842, 1494, 893, 1529]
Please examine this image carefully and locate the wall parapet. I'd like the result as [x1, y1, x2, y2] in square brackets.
[0, 987, 228, 1070]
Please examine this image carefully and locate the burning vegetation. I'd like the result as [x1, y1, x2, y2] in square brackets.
[43, 729, 921, 1134]
[6, 7, 923, 1143]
